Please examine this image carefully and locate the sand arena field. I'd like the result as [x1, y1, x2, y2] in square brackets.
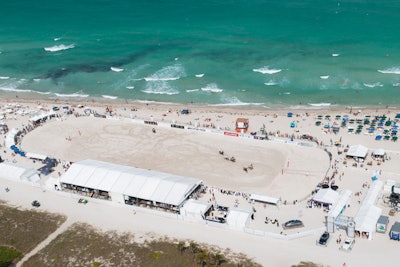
[21, 116, 329, 199]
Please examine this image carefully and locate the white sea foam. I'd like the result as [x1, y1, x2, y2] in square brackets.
[141, 80, 179, 95]
[110, 67, 124, 72]
[44, 44, 75, 52]
[144, 64, 186, 82]
[126, 86, 135, 89]
[309, 103, 331, 107]
[0, 87, 32, 93]
[378, 68, 400, 74]
[55, 92, 89, 98]
[195, 74, 204, 78]
[35, 91, 51, 95]
[253, 67, 282, 74]
[363, 82, 383, 88]
[102, 95, 118, 99]
[393, 83, 400, 87]
[332, 53, 340, 57]
[279, 92, 291, 95]
[33, 79, 41, 82]
[144, 77, 180, 81]
[201, 83, 223, 93]
[320, 75, 330, 79]
[264, 80, 278, 86]
[0, 76, 10, 80]
[186, 89, 199, 93]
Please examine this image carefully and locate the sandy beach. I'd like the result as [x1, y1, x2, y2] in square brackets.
[1, 97, 400, 266]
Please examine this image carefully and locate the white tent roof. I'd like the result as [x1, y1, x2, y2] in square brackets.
[25, 152, 48, 160]
[60, 159, 202, 207]
[312, 188, 339, 205]
[250, 193, 280, 205]
[0, 162, 40, 183]
[328, 189, 352, 218]
[346, 144, 368, 158]
[180, 199, 212, 218]
[372, 148, 385, 156]
[5, 128, 19, 148]
[354, 180, 383, 233]
[29, 110, 56, 123]
[226, 208, 252, 229]
[355, 205, 382, 233]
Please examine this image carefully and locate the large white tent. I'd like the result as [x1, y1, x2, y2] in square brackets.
[0, 162, 40, 184]
[226, 208, 253, 230]
[180, 199, 212, 222]
[60, 159, 203, 208]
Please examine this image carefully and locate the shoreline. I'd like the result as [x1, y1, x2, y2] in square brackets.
[1, 90, 399, 113]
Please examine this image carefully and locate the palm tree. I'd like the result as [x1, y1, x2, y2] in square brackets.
[189, 241, 198, 255]
[197, 249, 208, 267]
[211, 252, 223, 266]
[177, 241, 185, 255]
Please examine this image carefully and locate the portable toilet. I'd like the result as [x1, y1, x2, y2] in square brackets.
[390, 222, 400, 240]
[376, 215, 389, 233]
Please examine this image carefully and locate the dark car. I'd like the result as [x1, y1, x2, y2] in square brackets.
[318, 231, 330, 246]
[283, 219, 304, 229]
[31, 200, 41, 207]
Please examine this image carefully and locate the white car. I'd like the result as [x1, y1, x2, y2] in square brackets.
[341, 237, 355, 251]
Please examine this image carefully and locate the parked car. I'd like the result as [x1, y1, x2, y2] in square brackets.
[283, 219, 304, 229]
[318, 231, 330, 246]
[31, 200, 41, 207]
[340, 237, 355, 251]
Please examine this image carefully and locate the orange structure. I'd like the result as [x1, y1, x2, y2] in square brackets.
[235, 118, 249, 133]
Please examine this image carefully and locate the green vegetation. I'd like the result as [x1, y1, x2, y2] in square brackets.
[24, 223, 261, 267]
[0, 246, 22, 267]
[0, 203, 66, 255]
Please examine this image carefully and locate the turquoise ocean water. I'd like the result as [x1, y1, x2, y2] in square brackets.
[1, 0, 400, 107]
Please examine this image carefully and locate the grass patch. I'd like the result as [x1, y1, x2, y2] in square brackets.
[0, 203, 66, 254]
[25, 223, 261, 267]
[0, 246, 22, 267]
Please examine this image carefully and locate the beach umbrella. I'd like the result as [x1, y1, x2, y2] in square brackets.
[384, 135, 390, 140]
[395, 113, 400, 119]
[385, 120, 392, 126]
[325, 115, 331, 119]
[393, 136, 398, 142]
[315, 121, 321, 126]
[287, 112, 293, 117]
[375, 135, 382, 141]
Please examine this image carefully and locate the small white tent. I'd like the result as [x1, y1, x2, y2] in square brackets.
[226, 208, 253, 230]
[312, 188, 339, 206]
[346, 144, 368, 160]
[0, 162, 40, 184]
[180, 199, 212, 222]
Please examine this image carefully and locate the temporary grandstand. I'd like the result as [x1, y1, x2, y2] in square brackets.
[60, 159, 203, 212]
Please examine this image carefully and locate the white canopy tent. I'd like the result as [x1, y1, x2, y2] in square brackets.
[328, 189, 352, 218]
[29, 110, 56, 123]
[60, 159, 203, 208]
[346, 144, 368, 159]
[312, 188, 339, 206]
[354, 180, 383, 240]
[25, 152, 48, 161]
[372, 149, 385, 158]
[226, 208, 253, 230]
[250, 193, 280, 205]
[180, 199, 212, 222]
[0, 162, 40, 184]
[5, 128, 19, 148]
